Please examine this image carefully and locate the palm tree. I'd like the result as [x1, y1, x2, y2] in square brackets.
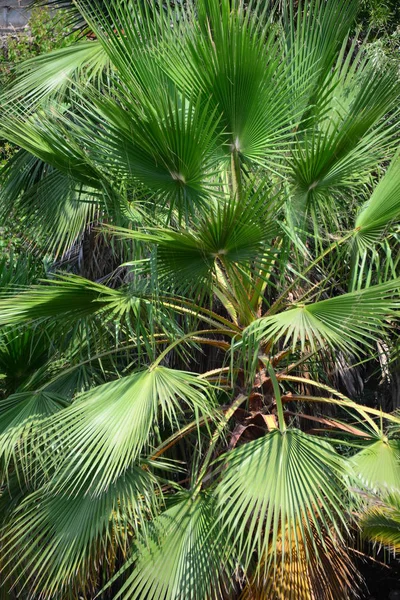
[0, 0, 400, 598]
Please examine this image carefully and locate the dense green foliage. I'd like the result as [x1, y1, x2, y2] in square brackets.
[0, 0, 399, 598]
[0, 7, 79, 262]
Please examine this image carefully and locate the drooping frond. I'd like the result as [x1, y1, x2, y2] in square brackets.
[2, 41, 109, 109]
[1, 467, 157, 600]
[0, 390, 68, 481]
[0, 151, 99, 256]
[361, 493, 400, 552]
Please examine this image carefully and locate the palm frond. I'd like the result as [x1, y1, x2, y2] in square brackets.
[38, 367, 216, 494]
[85, 89, 220, 215]
[0, 150, 99, 257]
[361, 493, 400, 552]
[355, 153, 400, 249]
[350, 438, 400, 493]
[163, 0, 295, 168]
[2, 41, 109, 109]
[216, 429, 351, 575]
[0, 274, 148, 324]
[0, 390, 68, 481]
[1, 467, 157, 599]
[288, 47, 399, 229]
[109, 492, 233, 600]
[283, 0, 359, 123]
[109, 185, 281, 295]
[243, 279, 400, 355]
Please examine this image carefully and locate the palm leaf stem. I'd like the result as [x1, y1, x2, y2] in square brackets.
[278, 374, 382, 433]
[280, 394, 400, 426]
[150, 329, 235, 370]
[160, 300, 242, 332]
[267, 230, 355, 316]
[267, 362, 286, 432]
[194, 393, 248, 495]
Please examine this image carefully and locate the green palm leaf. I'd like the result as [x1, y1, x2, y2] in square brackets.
[244, 279, 400, 354]
[2, 41, 109, 109]
[283, 0, 359, 123]
[1, 467, 156, 599]
[109, 492, 233, 600]
[0, 274, 150, 326]
[163, 0, 294, 167]
[361, 493, 400, 552]
[350, 439, 400, 493]
[216, 429, 351, 574]
[0, 390, 68, 480]
[0, 151, 99, 256]
[110, 187, 281, 293]
[39, 367, 216, 494]
[355, 153, 400, 248]
[87, 90, 220, 214]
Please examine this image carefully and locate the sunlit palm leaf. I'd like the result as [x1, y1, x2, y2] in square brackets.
[216, 429, 351, 575]
[355, 153, 400, 249]
[163, 0, 295, 167]
[0, 274, 150, 325]
[350, 438, 400, 493]
[86, 90, 220, 214]
[244, 279, 400, 354]
[283, 0, 359, 123]
[39, 367, 216, 494]
[109, 187, 281, 294]
[2, 41, 109, 109]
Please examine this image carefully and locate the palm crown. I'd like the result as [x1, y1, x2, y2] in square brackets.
[0, 0, 400, 598]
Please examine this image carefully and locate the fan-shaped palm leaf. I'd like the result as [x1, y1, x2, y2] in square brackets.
[355, 153, 400, 249]
[350, 438, 400, 493]
[109, 491, 233, 600]
[361, 493, 400, 552]
[1, 467, 157, 599]
[109, 186, 281, 295]
[38, 367, 216, 494]
[215, 428, 351, 575]
[0, 151, 99, 256]
[2, 41, 109, 109]
[243, 279, 400, 355]
[0, 390, 68, 481]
